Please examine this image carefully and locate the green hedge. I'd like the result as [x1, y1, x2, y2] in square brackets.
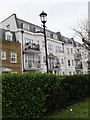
[2, 73, 89, 118]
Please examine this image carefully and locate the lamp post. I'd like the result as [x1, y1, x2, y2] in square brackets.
[21, 23, 25, 73]
[39, 11, 48, 73]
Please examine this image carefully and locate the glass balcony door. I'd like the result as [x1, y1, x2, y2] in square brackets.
[28, 55, 34, 67]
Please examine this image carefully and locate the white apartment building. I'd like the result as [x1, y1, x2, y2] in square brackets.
[0, 13, 89, 74]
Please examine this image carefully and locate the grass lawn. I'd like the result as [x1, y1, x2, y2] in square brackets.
[47, 98, 89, 118]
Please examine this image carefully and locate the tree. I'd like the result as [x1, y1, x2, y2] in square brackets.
[72, 18, 90, 47]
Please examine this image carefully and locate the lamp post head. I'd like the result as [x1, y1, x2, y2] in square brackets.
[40, 11, 47, 24]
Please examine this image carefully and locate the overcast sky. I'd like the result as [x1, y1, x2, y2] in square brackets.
[0, 0, 88, 42]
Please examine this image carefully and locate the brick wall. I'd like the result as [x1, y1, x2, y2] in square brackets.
[0, 40, 22, 73]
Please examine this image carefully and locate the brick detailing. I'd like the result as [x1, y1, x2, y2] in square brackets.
[0, 40, 22, 73]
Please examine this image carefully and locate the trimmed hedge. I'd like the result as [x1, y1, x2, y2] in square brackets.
[2, 73, 89, 118]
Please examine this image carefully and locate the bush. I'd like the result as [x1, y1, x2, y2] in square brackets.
[2, 73, 89, 118]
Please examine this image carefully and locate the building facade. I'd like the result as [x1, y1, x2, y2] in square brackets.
[0, 28, 22, 73]
[0, 13, 89, 74]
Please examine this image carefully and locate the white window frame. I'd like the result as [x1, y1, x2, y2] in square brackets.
[61, 58, 64, 64]
[11, 53, 17, 63]
[5, 34, 12, 41]
[23, 24, 29, 31]
[48, 44, 53, 53]
[67, 48, 69, 54]
[1, 52, 6, 60]
[43, 56, 46, 63]
[37, 56, 41, 63]
[72, 60, 74, 66]
[53, 34, 57, 40]
[71, 48, 73, 54]
[42, 41, 45, 48]
[56, 46, 61, 53]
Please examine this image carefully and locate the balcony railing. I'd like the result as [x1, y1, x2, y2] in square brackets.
[49, 62, 60, 70]
[25, 62, 41, 70]
[74, 53, 82, 60]
[24, 42, 40, 53]
[75, 64, 83, 70]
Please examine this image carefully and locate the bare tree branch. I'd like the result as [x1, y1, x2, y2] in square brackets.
[72, 18, 88, 41]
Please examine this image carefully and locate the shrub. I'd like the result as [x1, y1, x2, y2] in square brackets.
[2, 73, 89, 118]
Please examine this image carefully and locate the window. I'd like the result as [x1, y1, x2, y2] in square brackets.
[37, 40, 40, 47]
[56, 46, 61, 53]
[11, 53, 17, 63]
[72, 60, 74, 66]
[25, 38, 34, 48]
[5, 34, 12, 41]
[61, 58, 64, 64]
[37, 56, 40, 63]
[73, 71, 75, 75]
[69, 72, 72, 75]
[63, 72, 65, 75]
[48, 44, 53, 53]
[5, 32, 13, 41]
[25, 38, 33, 44]
[37, 40, 39, 44]
[71, 48, 73, 54]
[43, 56, 46, 63]
[35, 27, 41, 33]
[67, 48, 69, 54]
[42, 41, 45, 48]
[68, 60, 70, 66]
[46, 31, 50, 37]
[1, 52, 6, 60]
[28, 55, 34, 63]
[53, 34, 58, 39]
[23, 24, 29, 31]
[56, 46, 58, 53]
[7, 35, 12, 40]
[25, 55, 28, 63]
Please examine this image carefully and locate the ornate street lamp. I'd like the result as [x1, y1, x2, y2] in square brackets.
[21, 23, 25, 73]
[39, 11, 48, 73]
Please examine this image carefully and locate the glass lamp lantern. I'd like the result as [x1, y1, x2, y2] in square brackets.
[39, 11, 47, 24]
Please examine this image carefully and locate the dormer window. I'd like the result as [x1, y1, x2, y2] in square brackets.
[5, 32, 13, 41]
[53, 34, 57, 40]
[46, 31, 50, 37]
[23, 24, 29, 31]
[35, 27, 41, 33]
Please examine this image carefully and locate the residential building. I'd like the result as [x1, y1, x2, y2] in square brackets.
[0, 13, 89, 74]
[0, 28, 22, 73]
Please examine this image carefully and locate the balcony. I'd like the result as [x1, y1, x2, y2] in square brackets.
[48, 53, 57, 59]
[24, 42, 40, 54]
[74, 53, 82, 60]
[49, 62, 60, 71]
[75, 64, 83, 70]
[25, 62, 42, 71]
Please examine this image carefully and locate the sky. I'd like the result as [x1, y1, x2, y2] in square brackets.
[0, 0, 88, 42]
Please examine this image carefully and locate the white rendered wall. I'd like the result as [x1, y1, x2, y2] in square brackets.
[0, 14, 17, 31]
